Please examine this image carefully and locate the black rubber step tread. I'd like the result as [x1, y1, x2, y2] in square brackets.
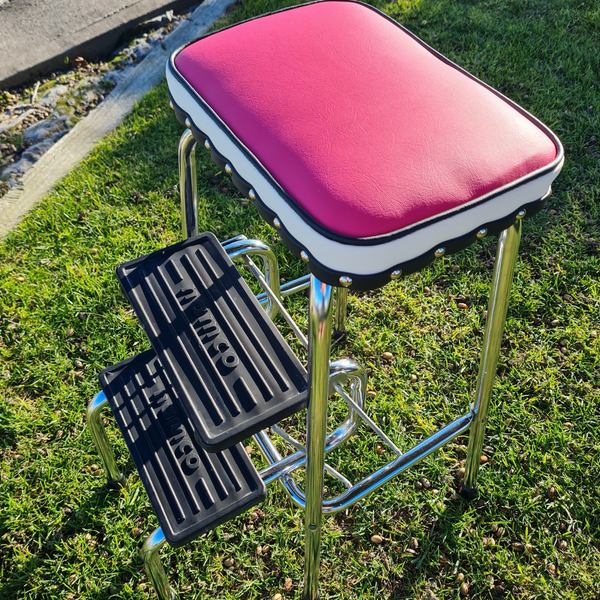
[116, 232, 308, 452]
[99, 349, 266, 547]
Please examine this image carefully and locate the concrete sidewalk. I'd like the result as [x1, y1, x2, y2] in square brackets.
[0, 0, 235, 237]
[0, 0, 201, 88]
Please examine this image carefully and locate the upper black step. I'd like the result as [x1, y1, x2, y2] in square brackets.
[99, 350, 266, 547]
[116, 232, 308, 452]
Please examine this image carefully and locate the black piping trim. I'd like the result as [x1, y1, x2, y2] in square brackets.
[167, 0, 563, 248]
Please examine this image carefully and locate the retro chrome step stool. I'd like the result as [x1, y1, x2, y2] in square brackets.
[87, 2, 563, 599]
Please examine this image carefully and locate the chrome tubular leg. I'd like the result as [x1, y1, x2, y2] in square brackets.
[142, 528, 176, 600]
[460, 220, 523, 498]
[86, 391, 124, 488]
[178, 128, 198, 240]
[303, 275, 333, 600]
[333, 286, 348, 339]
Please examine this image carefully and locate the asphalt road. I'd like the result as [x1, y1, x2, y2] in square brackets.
[0, 0, 200, 88]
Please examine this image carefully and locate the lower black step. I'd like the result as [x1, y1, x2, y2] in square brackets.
[116, 232, 308, 452]
[99, 350, 266, 547]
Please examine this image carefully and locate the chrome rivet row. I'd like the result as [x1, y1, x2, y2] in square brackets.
[204, 140, 211, 150]
[390, 269, 402, 280]
[224, 164, 233, 175]
[477, 228, 488, 239]
[184, 118, 191, 129]
[434, 247, 446, 258]
[300, 251, 310, 263]
[516, 209, 526, 220]
[339, 276, 353, 287]
[248, 189, 256, 201]
[273, 218, 281, 229]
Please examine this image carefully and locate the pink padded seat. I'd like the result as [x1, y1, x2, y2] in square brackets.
[167, 0, 563, 289]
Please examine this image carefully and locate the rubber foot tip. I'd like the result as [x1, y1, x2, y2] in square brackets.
[107, 473, 126, 490]
[332, 329, 346, 343]
[458, 483, 478, 500]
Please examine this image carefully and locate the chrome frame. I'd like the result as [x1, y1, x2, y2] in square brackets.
[462, 219, 522, 495]
[303, 275, 333, 600]
[178, 129, 198, 240]
[86, 391, 124, 488]
[86, 129, 525, 600]
[142, 528, 176, 600]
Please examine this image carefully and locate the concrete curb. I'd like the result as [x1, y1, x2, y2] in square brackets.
[0, 0, 234, 239]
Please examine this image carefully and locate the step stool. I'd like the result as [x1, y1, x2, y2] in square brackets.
[87, 2, 563, 599]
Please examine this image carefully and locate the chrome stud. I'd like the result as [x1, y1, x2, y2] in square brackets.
[204, 139, 211, 150]
[185, 118, 191, 129]
[390, 269, 402, 280]
[434, 247, 446, 258]
[300, 251, 310, 263]
[224, 164, 233, 175]
[339, 276, 353, 287]
[248, 189, 256, 201]
[273, 218, 281, 229]
[477, 228, 488, 239]
[516, 209, 526, 220]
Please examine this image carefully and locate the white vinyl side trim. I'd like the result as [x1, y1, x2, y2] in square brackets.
[168, 71, 563, 277]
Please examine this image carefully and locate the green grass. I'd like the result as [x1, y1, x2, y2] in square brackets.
[1, 0, 599, 598]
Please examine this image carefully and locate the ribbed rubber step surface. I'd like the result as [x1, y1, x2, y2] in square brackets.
[99, 350, 266, 547]
[116, 232, 308, 452]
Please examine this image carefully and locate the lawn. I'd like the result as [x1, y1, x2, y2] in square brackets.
[1, 0, 599, 598]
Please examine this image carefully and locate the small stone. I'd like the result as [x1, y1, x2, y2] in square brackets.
[547, 563, 556, 575]
[482, 310, 488, 318]
[133, 527, 142, 536]
[66, 328, 75, 337]
[511, 542, 524, 552]
[547, 486, 558, 499]
[559, 346, 568, 354]
[457, 302, 468, 309]
[452, 265, 459, 272]
[457, 573, 465, 584]
[524, 543, 533, 555]
[563, 422, 572, 428]
[245, 446, 253, 456]
[223, 557, 235, 568]
[410, 538, 419, 550]
[284, 579, 293, 592]
[272, 594, 283, 600]
[496, 527, 505, 538]
[480, 455, 488, 464]
[590, 330, 597, 338]
[421, 477, 431, 489]
[74, 359, 83, 368]
[490, 523, 499, 533]
[382, 351, 394, 360]
[85, 533, 92, 542]
[550, 319, 560, 327]
[460, 582, 469, 597]
[367, 390, 377, 398]
[90, 247, 99, 254]
[457, 467, 465, 479]
[424, 286, 431, 294]
[405, 548, 416, 555]
[370, 534, 383, 544]
[410, 374, 418, 383]
[250, 511, 259, 522]
[423, 590, 440, 600]
[16, 276, 25, 282]
[415, 481, 423, 490]
[558, 539, 568, 551]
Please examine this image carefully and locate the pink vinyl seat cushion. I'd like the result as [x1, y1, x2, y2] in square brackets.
[172, 0, 560, 239]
